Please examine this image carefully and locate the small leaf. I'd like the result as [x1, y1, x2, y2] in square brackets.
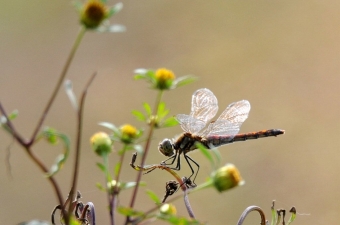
[8, 110, 18, 120]
[143, 103, 152, 116]
[96, 162, 106, 172]
[133, 144, 144, 154]
[42, 128, 70, 177]
[117, 206, 145, 217]
[157, 214, 201, 225]
[121, 181, 146, 190]
[134, 68, 148, 74]
[146, 189, 161, 204]
[132, 110, 146, 122]
[64, 80, 78, 110]
[114, 162, 121, 177]
[287, 207, 297, 225]
[108, 24, 126, 32]
[96, 182, 106, 191]
[162, 117, 179, 128]
[110, 2, 123, 15]
[99, 122, 120, 135]
[173, 75, 197, 88]
[157, 102, 169, 119]
[195, 142, 214, 169]
[134, 74, 146, 80]
[210, 148, 221, 170]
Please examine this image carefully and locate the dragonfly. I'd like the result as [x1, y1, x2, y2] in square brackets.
[158, 88, 285, 185]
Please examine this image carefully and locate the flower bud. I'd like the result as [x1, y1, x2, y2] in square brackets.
[107, 180, 121, 194]
[159, 203, 177, 216]
[90, 132, 112, 156]
[155, 68, 175, 90]
[120, 124, 138, 144]
[80, 0, 108, 29]
[212, 164, 244, 192]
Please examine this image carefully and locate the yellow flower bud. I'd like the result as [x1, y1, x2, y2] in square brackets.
[155, 68, 175, 90]
[120, 124, 138, 144]
[159, 203, 177, 216]
[80, 0, 108, 29]
[212, 164, 244, 192]
[90, 132, 112, 156]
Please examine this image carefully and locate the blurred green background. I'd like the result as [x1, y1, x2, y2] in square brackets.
[1, 0, 340, 224]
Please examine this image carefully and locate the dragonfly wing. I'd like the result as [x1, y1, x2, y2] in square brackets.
[177, 88, 218, 134]
[176, 114, 206, 133]
[204, 100, 250, 136]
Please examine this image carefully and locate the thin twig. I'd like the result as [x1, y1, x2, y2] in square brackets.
[237, 205, 266, 225]
[5, 138, 14, 179]
[25, 146, 65, 213]
[0, 102, 26, 146]
[110, 145, 128, 225]
[67, 72, 97, 224]
[29, 27, 86, 146]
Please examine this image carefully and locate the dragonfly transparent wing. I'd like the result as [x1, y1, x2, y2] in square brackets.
[202, 100, 250, 137]
[176, 88, 218, 134]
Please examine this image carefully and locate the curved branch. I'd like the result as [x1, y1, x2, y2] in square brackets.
[237, 205, 266, 225]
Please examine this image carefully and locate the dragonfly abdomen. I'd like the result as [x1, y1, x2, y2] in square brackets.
[206, 129, 285, 147]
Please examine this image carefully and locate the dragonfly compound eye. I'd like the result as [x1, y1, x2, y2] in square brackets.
[158, 139, 174, 157]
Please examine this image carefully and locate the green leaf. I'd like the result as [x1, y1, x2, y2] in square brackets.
[146, 189, 161, 204]
[271, 202, 277, 225]
[195, 142, 214, 169]
[210, 148, 221, 169]
[96, 162, 106, 172]
[0, 110, 19, 134]
[162, 117, 179, 128]
[134, 74, 146, 80]
[132, 110, 146, 122]
[287, 207, 297, 225]
[117, 206, 145, 217]
[157, 214, 201, 225]
[96, 162, 112, 181]
[157, 102, 169, 119]
[173, 75, 197, 88]
[96, 182, 106, 191]
[43, 127, 59, 145]
[143, 102, 152, 116]
[43, 128, 70, 177]
[114, 162, 121, 177]
[98, 122, 119, 133]
[8, 110, 18, 120]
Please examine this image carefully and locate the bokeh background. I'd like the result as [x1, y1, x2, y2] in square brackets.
[1, 1, 340, 224]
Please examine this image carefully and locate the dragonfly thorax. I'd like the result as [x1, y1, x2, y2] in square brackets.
[158, 138, 175, 157]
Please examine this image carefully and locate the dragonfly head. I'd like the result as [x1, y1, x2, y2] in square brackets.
[158, 138, 174, 157]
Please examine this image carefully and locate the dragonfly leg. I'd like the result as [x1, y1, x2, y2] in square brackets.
[183, 154, 200, 185]
[161, 151, 178, 166]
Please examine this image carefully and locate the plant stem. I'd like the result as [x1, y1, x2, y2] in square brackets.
[110, 144, 128, 225]
[237, 206, 266, 225]
[101, 153, 114, 225]
[67, 72, 97, 224]
[126, 90, 163, 224]
[29, 26, 86, 146]
[0, 104, 65, 219]
[25, 146, 65, 214]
